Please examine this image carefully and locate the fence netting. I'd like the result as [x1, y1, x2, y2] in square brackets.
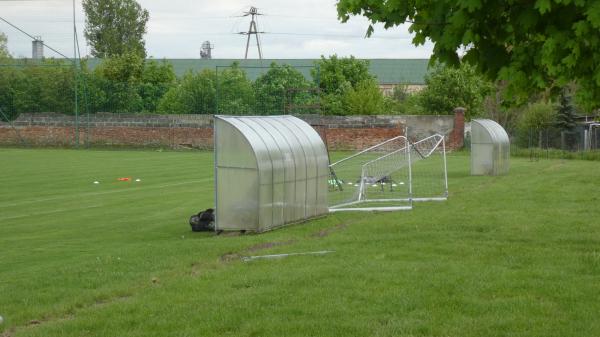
[0, 60, 320, 149]
[507, 126, 600, 160]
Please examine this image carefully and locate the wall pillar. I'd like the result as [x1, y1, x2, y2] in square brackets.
[450, 107, 466, 149]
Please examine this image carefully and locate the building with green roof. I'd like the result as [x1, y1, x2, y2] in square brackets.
[86, 58, 430, 87]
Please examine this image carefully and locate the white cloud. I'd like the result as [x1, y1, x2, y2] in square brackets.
[0, 0, 433, 59]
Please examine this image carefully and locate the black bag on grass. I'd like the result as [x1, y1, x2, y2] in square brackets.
[189, 208, 215, 232]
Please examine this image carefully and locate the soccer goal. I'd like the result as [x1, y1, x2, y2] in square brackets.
[328, 134, 448, 212]
[409, 134, 448, 201]
[328, 136, 413, 211]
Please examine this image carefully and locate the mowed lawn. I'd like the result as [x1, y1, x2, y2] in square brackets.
[1, 148, 600, 337]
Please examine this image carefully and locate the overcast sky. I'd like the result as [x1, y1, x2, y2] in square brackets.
[0, 0, 433, 59]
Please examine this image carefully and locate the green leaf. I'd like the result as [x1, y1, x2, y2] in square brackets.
[535, 0, 552, 14]
[586, 2, 600, 29]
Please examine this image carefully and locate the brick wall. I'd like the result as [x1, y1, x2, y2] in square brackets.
[448, 108, 465, 149]
[0, 112, 463, 150]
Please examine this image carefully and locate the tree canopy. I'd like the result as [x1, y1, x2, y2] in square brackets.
[419, 64, 493, 119]
[254, 63, 312, 114]
[337, 0, 600, 108]
[82, 0, 149, 58]
[312, 55, 373, 95]
[157, 69, 216, 114]
[312, 55, 386, 115]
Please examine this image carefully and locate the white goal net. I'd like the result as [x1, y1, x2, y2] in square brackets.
[328, 134, 447, 211]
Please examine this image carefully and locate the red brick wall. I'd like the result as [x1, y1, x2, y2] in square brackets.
[87, 127, 213, 149]
[0, 126, 76, 146]
[0, 112, 464, 150]
[0, 126, 213, 149]
[448, 108, 465, 149]
[316, 127, 405, 150]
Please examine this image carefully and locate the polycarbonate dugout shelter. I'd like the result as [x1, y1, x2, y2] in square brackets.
[471, 119, 510, 175]
[214, 115, 329, 232]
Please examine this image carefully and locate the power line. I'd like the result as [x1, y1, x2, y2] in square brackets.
[263, 32, 412, 40]
[263, 13, 339, 21]
[0, 15, 71, 58]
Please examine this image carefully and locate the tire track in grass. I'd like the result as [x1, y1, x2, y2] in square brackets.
[0, 294, 134, 337]
[1, 214, 367, 336]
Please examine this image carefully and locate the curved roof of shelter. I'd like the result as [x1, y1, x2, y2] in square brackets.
[215, 115, 327, 174]
[472, 119, 509, 145]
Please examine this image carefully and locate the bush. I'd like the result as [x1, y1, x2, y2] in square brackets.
[313, 55, 387, 115]
[0, 60, 75, 117]
[216, 64, 254, 114]
[517, 102, 557, 131]
[344, 79, 386, 115]
[157, 70, 215, 114]
[419, 63, 493, 118]
[388, 91, 426, 115]
[254, 63, 312, 114]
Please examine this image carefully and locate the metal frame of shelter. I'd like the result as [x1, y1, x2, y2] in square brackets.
[471, 119, 510, 175]
[213, 115, 329, 232]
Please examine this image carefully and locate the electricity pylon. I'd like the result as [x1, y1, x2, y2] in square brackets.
[238, 7, 264, 59]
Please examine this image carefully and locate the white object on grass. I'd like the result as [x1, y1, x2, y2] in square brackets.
[0, 315, 3, 324]
[242, 250, 335, 262]
[135, 179, 141, 182]
[93, 181, 99, 184]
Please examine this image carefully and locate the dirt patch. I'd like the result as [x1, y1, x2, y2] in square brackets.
[0, 329, 14, 337]
[219, 239, 298, 263]
[220, 252, 242, 262]
[7, 294, 132, 335]
[245, 240, 296, 253]
[218, 231, 246, 237]
[311, 223, 348, 238]
[190, 262, 202, 277]
[93, 295, 131, 308]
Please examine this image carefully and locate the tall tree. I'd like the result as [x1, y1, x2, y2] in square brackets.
[0, 32, 10, 59]
[337, 1, 600, 108]
[555, 90, 578, 130]
[82, 0, 149, 58]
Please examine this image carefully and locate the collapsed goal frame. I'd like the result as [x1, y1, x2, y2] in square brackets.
[328, 134, 448, 212]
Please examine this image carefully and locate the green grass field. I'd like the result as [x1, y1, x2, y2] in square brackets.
[1, 148, 600, 337]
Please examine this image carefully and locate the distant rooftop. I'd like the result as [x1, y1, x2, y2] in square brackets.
[85, 58, 431, 85]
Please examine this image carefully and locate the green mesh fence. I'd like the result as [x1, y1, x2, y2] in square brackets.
[215, 64, 320, 115]
[0, 60, 321, 149]
[503, 127, 600, 161]
[0, 61, 76, 120]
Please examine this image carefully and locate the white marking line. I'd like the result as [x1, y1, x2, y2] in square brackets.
[242, 250, 335, 262]
[0, 179, 210, 208]
[0, 204, 103, 221]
